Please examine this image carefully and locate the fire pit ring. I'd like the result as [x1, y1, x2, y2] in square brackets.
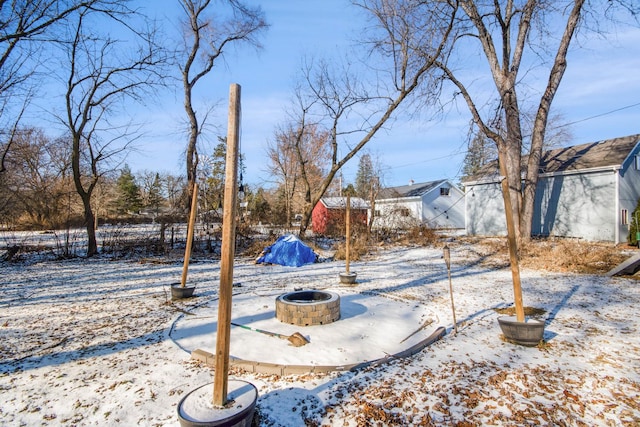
[276, 290, 340, 326]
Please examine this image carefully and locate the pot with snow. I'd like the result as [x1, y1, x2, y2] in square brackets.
[177, 380, 257, 427]
[339, 272, 357, 285]
[497, 316, 545, 347]
[171, 282, 196, 300]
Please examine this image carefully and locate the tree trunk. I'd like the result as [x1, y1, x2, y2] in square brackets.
[299, 210, 312, 236]
[184, 86, 199, 212]
[501, 89, 525, 241]
[520, 0, 584, 239]
[80, 192, 98, 257]
[71, 135, 98, 257]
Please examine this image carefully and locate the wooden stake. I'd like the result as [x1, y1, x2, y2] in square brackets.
[345, 194, 351, 274]
[213, 84, 241, 407]
[180, 182, 199, 288]
[443, 245, 458, 334]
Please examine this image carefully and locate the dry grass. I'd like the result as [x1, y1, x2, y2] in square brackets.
[242, 235, 279, 258]
[393, 225, 440, 247]
[494, 306, 547, 317]
[464, 237, 633, 274]
[333, 235, 371, 261]
[520, 239, 631, 274]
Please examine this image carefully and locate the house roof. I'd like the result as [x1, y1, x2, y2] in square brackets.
[464, 134, 640, 183]
[378, 179, 448, 199]
[320, 197, 369, 210]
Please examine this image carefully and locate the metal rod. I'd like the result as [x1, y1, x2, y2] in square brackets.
[443, 245, 458, 334]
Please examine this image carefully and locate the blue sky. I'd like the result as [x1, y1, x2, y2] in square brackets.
[126, 1, 640, 188]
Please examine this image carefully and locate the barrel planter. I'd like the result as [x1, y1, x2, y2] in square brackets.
[498, 316, 545, 347]
[177, 380, 257, 427]
[171, 283, 196, 300]
[339, 272, 357, 285]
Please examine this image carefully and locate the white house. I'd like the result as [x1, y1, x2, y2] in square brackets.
[372, 179, 465, 230]
[463, 134, 640, 243]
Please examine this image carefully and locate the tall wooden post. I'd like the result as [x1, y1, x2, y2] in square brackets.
[345, 194, 351, 274]
[213, 84, 241, 406]
[498, 151, 525, 322]
[180, 182, 199, 287]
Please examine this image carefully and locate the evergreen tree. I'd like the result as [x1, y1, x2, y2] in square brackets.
[203, 139, 227, 210]
[462, 131, 496, 180]
[355, 153, 375, 199]
[343, 183, 357, 197]
[146, 173, 165, 214]
[116, 165, 142, 214]
[248, 187, 271, 224]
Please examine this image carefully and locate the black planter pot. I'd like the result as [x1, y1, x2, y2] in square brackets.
[498, 316, 545, 347]
[171, 283, 196, 300]
[339, 272, 357, 285]
[177, 380, 258, 427]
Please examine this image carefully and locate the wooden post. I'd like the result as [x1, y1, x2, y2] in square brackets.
[498, 151, 525, 322]
[180, 182, 199, 288]
[213, 84, 241, 407]
[443, 245, 458, 334]
[345, 194, 351, 274]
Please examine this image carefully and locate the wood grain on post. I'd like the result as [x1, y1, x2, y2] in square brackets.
[180, 182, 199, 287]
[213, 83, 241, 406]
[345, 194, 351, 274]
[498, 151, 525, 322]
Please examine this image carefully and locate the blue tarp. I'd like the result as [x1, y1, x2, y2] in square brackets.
[256, 234, 317, 267]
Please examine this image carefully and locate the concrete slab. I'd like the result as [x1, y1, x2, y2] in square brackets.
[172, 287, 446, 374]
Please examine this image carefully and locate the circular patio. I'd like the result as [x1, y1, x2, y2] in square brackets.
[170, 288, 445, 373]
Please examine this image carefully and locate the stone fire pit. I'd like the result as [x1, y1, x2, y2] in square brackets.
[275, 290, 340, 326]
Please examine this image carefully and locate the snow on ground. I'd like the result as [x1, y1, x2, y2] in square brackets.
[1, 240, 639, 426]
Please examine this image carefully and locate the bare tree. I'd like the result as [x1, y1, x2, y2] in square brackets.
[55, 4, 166, 256]
[428, 0, 638, 241]
[266, 122, 330, 228]
[0, 1, 118, 175]
[0, 127, 74, 227]
[367, 0, 637, 321]
[177, 0, 267, 209]
[284, 0, 457, 234]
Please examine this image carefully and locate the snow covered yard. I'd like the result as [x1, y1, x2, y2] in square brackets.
[1, 239, 639, 426]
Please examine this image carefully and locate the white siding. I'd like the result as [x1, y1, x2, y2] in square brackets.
[373, 181, 465, 230]
[467, 170, 626, 242]
[465, 182, 506, 236]
[422, 184, 465, 229]
[532, 171, 616, 241]
[374, 198, 422, 229]
[618, 148, 640, 243]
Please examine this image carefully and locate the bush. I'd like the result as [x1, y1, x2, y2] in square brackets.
[629, 198, 640, 247]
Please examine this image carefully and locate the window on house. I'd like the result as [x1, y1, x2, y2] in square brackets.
[621, 209, 629, 225]
[635, 155, 640, 170]
[393, 207, 411, 217]
[440, 187, 450, 196]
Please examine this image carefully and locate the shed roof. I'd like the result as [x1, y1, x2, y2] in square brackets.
[464, 134, 640, 183]
[378, 179, 447, 199]
[320, 197, 369, 210]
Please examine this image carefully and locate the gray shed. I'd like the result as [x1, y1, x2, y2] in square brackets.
[463, 134, 640, 243]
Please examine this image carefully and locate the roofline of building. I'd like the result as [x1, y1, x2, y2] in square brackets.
[463, 164, 623, 186]
[379, 179, 461, 200]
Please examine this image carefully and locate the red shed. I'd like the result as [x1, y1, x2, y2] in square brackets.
[312, 197, 369, 235]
